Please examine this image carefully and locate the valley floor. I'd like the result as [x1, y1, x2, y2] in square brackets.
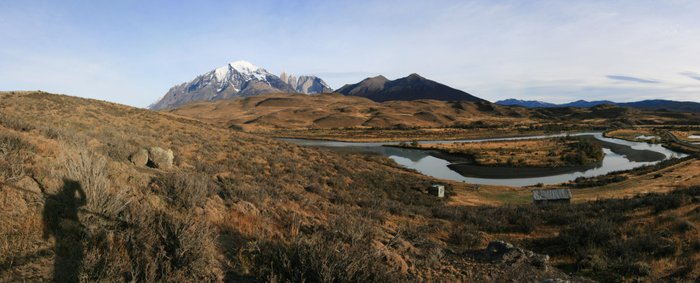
[447, 158, 700, 205]
[3, 92, 700, 282]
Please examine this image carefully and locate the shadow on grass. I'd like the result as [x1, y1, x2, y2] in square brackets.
[43, 179, 86, 283]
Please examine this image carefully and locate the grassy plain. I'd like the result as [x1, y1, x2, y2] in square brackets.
[2, 91, 700, 281]
[397, 137, 603, 167]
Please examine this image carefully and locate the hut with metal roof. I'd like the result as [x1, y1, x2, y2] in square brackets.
[532, 188, 571, 205]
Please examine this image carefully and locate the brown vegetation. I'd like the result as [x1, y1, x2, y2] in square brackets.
[606, 128, 660, 142]
[168, 93, 700, 142]
[399, 137, 603, 167]
[168, 93, 534, 132]
[1, 91, 699, 281]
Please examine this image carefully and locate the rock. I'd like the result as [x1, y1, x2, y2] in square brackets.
[486, 240, 514, 255]
[484, 240, 550, 270]
[129, 149, 149, 166]
[531, 254, 550, 271]
[148, 147, 174, 170]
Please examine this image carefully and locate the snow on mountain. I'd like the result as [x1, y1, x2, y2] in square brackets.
[150, 60, 333, 110]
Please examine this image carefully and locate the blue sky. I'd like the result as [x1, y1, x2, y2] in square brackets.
[1, 0, 699, 107]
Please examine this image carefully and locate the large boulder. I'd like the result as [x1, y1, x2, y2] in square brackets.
[147, 147, 174, 170]
[128, 149, 149, 166]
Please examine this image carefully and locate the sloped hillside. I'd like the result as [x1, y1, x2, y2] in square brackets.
[168, 93, 531, 131]
[0, 91, 573, 282]
[2, 91, 700, 282]
[336, 73, 486, 103]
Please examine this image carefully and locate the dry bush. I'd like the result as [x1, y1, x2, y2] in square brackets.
[0, 213, 46, 278]
[245, 235, 403, 283]
[0, 113, 35, 132]
[150, 172, 214, 210]
[58, 144, 131, 218]
[103, 208, 220, 282]
[0, 132, 35, 181]
[55, 144, 221, 281]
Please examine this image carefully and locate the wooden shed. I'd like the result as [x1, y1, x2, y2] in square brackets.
[532, 188, 571, 205]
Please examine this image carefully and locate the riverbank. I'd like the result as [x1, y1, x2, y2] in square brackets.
[389, 137, 604, 168]
[283, 132, 681, 187]
[265, 127, 595, 142]
[582, 135, 667, 162]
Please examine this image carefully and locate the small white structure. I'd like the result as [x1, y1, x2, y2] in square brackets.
[429, 184, 445, 198]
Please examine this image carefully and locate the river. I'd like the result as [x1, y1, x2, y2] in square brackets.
[281, 132, 687, 187]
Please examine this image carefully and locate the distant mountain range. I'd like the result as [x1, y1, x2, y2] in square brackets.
[496, 99, 700, 112]
[336, 73, 486, 103]
[149, 60, 332, 110]
[151, 61, 489, 110]
[152, 61, 698, 113]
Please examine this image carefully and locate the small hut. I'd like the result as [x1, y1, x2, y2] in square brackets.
[429, 184, 445, 198]
[532, 188, 571, 205]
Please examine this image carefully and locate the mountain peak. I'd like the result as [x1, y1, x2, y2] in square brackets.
[337, 73, 485, 103]
[229, 60, 260, 73]
[150, 61, 332, 110]
[406, 73, 424, 80]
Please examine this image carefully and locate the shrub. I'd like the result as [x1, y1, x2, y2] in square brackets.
[82, 207, 221, 282]
[59, 145, 130, 218]
[448, 224, 484, 250]
[0, 114, 34, 132]
[245, 236, 403, 283]
[0, 132, 35, 181]
[150, 172, 214, 210]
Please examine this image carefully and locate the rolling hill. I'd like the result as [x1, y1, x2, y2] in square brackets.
[2, 91, 700, 281]
[497, 98, 700, 112]
[168, 93, 700, 133]
[168, 93, 529, 131]
[336, 73, 486, 102]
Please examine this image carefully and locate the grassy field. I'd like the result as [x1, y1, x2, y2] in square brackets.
[606, 128, 660, 142]
[396, 137, 603, 167]
[267, 127, 554, 142]
[671, 130, 700, 142]
[2, 91, 700, 281]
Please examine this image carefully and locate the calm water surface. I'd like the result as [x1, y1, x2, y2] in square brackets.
[281, 133, 686, 186]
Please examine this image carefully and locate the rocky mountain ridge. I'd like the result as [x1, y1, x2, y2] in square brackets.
[149, 60, 332, 110]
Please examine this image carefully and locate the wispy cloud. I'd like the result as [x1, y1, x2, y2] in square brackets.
[680, 72, 700, 81]
[606, 75, 659, 84]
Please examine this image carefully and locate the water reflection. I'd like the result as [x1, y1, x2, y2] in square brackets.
[281, 132, 686, 187]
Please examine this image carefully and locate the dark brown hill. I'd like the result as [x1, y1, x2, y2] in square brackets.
[336, 73, 487, 102]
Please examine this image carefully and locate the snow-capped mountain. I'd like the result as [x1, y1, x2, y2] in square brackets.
[150, 60, 332, 110]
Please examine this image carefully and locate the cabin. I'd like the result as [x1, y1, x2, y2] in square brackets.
[429, 184, 445, 198]
[532, 188, 571, 205]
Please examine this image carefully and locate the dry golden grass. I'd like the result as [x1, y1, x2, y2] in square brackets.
[1, 91, 699, 282]
[606, 128, 660, 142]
[671, 130, 700, 142]
[168, 93, 536, 132]
[409, 137, 603, 167]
